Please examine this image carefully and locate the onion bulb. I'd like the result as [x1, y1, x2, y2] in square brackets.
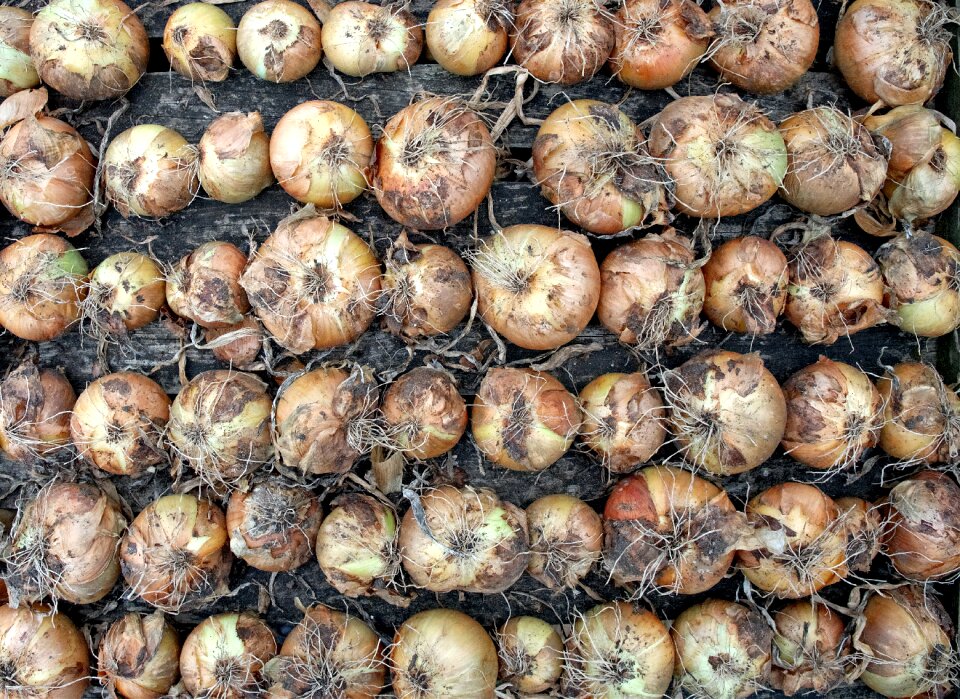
[381, 367, 467, 459]
[598, 229, 706, 350]
[70, 371, 170, 476]
[226, 481, 323, 572]
[526, 493, 603, 589]
[5, 481, 125, 606]
[180, 611, 277, 698]
[835, 495, 883, 574]
[772, 600, 851, 696]
[511, 0, 615, 84]
[835, 0, 954, 106]
[609, 0, 713, 89]
[120, 493, 232, 612]
[471, 225, 601, 350]
[166, 241, 250, 329]
[497, 616, 563, 694]
[240, 211, 381, 352]
[472, 367, 581, 471]
[664, 349, 786, 475]
[198, 112, 274, 203]
[163, 3, 237, 82]
[0, 234, 87, 342]
[0, 603, 90, 699]
[602, 465, 743, 594]
[321, 2, 423, 77]
[237, 0, 322, 82]
[426, 0, 512, 76]
[98, 611, 181, 699]
[373, 97, 496, 230]
[648, 94, 787, 217]
[391, 608, 499, 699]
[532, 100, 672, 234]
[103, 124, 198, 218]
[0, 8, 40, 97]
[398, 484, 529, 593]
[877, 362, 960, 464]
[29, 0, 148, 100]
[0, 359, 76, 461]
[270, 100, 372, 207]
[204, 316, 264, 369]
[702, 236, 787, 334]
[81, 252, 165, 341]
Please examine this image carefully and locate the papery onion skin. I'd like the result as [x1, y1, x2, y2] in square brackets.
[511, 0, 615, 84]
[877, 362, 960, 464]
[163, 3, 237, 82]
[322, 2, 423, 77]
[84, 252, 166, 335]
[472, 367, 581, 471]
[525, 494, 603, 589]
[381, 367, 467, 459]
[398, 484, 529, 593]
[29, 0, 148, 101]
[0, 360, 76, 461]
[373, 97, 496, 230]
[270, 101, 372, 207]
[0, 8, 40, 97]
[99, 611, 181, 699]
[703, 236, 787, 334]
[199, 112, 274, 204]
[427, 0, 512, 76]
[0, 603, 90, 699]
[772, 600, 850, 696]
[648, 94, 787, 217]
[0, 233, 88, 342]
[391, 609, 499, 699]
[472, 225, 601, 350]
[237, 0, 322, 82]
[166, 241, 250, 329]
[497, 616, 563, 694]
[204, 316, 264, 369]
[609, 0, 712, 89]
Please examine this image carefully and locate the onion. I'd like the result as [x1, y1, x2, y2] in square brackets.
[180, 611, 277, 698]
[380, 231, 472, 339]
[380, 367, 467, 459]
[390, 608, 499, 698]
[270, 100, 372, 207]
[471, 225, 601, 350]
[373, 97, 496, 230]
[120, 493, 232, 612]
[226, 481, 323, 572]
[426, 0, 512, 76]
[167, 370, 272, 490]
[0, 8, 39, 97]
[163, 3, 236, 82]
[706, 0, 819, 94]
[511, 0, 615, 84]
[602, 465, 742, 594]
[315, 493, 400, 598]
[0, 359, 76, 461]
[738, 483, 849, 598]
[497, 616, 563, 694]
[398, 484, 529, 593]
[237, 0, 322, 82]
[609, 0, 713, 89]
[471, 367, 581, 471]
[98, 611, 181, 699]
[772, 600, 851, 696]
[532, 99, 672, 235]
[166, 241, 250, 329]
[648, 94, 787, 217]
[672, 599, 773, 699]
[0, 115, 96, 235]
[781, 357, 883, 471]
[240, 210, 381, 352]
[598, 229, 706, 351]
[81, 252, 165, 342]
[779, 107, 888, 216]
[264, 605, 385, 699]
[854, 586, 958, 698]
[0, 603, 90, 699]
[5, 481, 125, 606]
[835, 0, 954, 106]
[877, 232, 960, 337]
[0, 233, 87, 341]
[565, 601, 675, 698]
[877, 362, 960, 464]
[198, 112, 274, 204]
[525, 493, 603, 589]
[29, 0, 148, 100]
[664, 349, 786, 475]
[702, 235, 787, 335]
[321, 2, 423, 77]
[204, 316, 264, 369]
[103, 124, 199, 218]
[835, 496, 883, 573]
[70, 371, 170, 476]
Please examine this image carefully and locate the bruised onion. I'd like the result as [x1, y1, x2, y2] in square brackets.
[381, 367, 467, 459]
[772, 600, 851, 696]
[237, 0, 322, 82]
[198, 112, 274, 203]
[877, 362, 960, 464]
[204, 316, 264, 369]
[702, 236, 787, 334]
[835, 495, 883, 574]
[471, 225, 600, 350]
[163, 3, 237, 82]
[497, 616, 563, 694]
[0, 359, 76, 461]
[373, 97, 496, 230]
[526, 493, 602, 589]
[0, 8, 39, 97]
[398, 484, 529, 593]
[166, 241, 250, 329]
[426, 0, 512, 76]
[321, 2, 423, 77]
[472, 367, 581, 471]
[180, 611, 277, 698]
[81, 252, 165, 341]
[99, 611, 181, 699]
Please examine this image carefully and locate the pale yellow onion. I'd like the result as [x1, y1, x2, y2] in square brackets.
[81, 252, 165, 338]
[163, 3, 237, 82]
[0, 8, 40, 97]
[525, 493, 602, 589]
[427, 0, 512, 76]
[180, 612, 277, 698]
[237, 0, 323, 82]
[321, 2, 423, 77]
[98, 611, 181, 699]
[166, 241, 250, 329]
[199, 112, 274, 203]
[0, 360, 76, 461]
[497, 616, 563, 694]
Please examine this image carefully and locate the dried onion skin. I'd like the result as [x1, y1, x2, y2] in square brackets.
[98, 611, 181, 699]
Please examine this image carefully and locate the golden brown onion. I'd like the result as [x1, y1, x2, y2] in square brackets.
[835, 495, 883, 574]
[99, 611, 181, 699]
[0, 8, 40, 97]
[0, 360, 76, 461]
[380, 367, 467, 459]
[204, 316, 265, 369]
[166, 241, 250, 329]
[497, 616, 563, 695]
[427, 0, 512, 76]
[162, 3, 237, 82]
[321, 2, 423, 77]
[180, 611, 277, 698]
[526, 493, 602, 589]
[81, 252, 165, 339]
[199, 112, 274, 203]
[237, 0, 323, 82]
[877, 362, 960, 464]
[772, 600, 851, 696]
[702, 236, 787, 335]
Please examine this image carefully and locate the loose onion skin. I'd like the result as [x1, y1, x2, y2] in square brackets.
[199, 112, 274, 204]
[511, 0, 615, 84]
[166, 241, 250, 329]
[497, 616, 563, 694]
[0, 603, 90, 699]
[702, 236, 788, 334]
[237, 0, 323, 82]
[472, 225, 601, 350]
[322, 2, 423, 77]
[648, 94, 787, 217]
[525, 493, 603, 589]
[0, 360, 76, 461]
[29, 0, 148, 101]
[83, 252, 166, 337]
[609, 0, 713, 89]
[391, 609, 499, 699]
[426, 0, 512, 76]
[381, 367, 467, 459]
[772, 600, 851, 696]
[472, 367, 581, 471]
[373, 97, 496, 230]
[99, 611, 181, 699]
[163, 3, 237, 82]
[877, 362, 960, 464]
[0, 8, 40, 97]
[398, 484, 529, 593]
